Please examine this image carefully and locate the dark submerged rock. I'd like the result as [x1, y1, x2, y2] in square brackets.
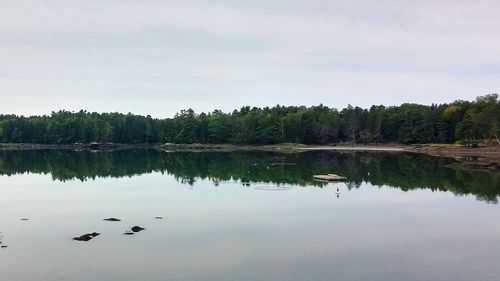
[103, 218, 121, 222]
[154, 216, 163, 219]
[73, 232, 100, 241]
[131, 226, 145, 233]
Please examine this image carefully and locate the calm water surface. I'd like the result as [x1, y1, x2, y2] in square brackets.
[0, 150, 499, 281]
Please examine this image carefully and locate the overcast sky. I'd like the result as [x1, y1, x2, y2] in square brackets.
[1, 0, 499, 118]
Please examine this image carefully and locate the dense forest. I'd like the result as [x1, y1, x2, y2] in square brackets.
[0, 94, 499, 145]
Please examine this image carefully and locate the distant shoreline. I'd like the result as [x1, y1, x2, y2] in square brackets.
[1, 142, 499, 157]
[1, 142, 499, 172]
[295, 144, 500, 159]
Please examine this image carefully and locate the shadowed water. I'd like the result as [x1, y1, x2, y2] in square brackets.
[0, 150, 499, 281]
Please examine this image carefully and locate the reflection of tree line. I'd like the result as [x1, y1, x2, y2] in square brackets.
[0, 150, 498, 202]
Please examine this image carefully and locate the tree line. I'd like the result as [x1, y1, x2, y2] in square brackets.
[0, 94, 498, 145]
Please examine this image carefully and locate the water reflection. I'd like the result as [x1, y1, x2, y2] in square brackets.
[0, 150, 498, 202]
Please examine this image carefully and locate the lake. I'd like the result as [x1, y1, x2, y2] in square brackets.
[0, 150, 499, 281]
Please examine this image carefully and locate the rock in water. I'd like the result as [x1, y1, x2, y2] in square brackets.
[73, 232, 100, 241]
[103, 218, 121, 222]
[313, 174, 347, 181]
[123, 231, 134, 235]
[131, 226, 145, 233]
[154, 216, 163, 220]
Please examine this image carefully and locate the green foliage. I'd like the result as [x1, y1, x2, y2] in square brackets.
[0, 95, 498, 144]
[0, 110, 164, 144]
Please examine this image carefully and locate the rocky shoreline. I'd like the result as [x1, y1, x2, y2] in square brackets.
[1, 142, 499, 170]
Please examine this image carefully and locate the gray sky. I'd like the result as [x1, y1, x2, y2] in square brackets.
[1, 0, 499, 118]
